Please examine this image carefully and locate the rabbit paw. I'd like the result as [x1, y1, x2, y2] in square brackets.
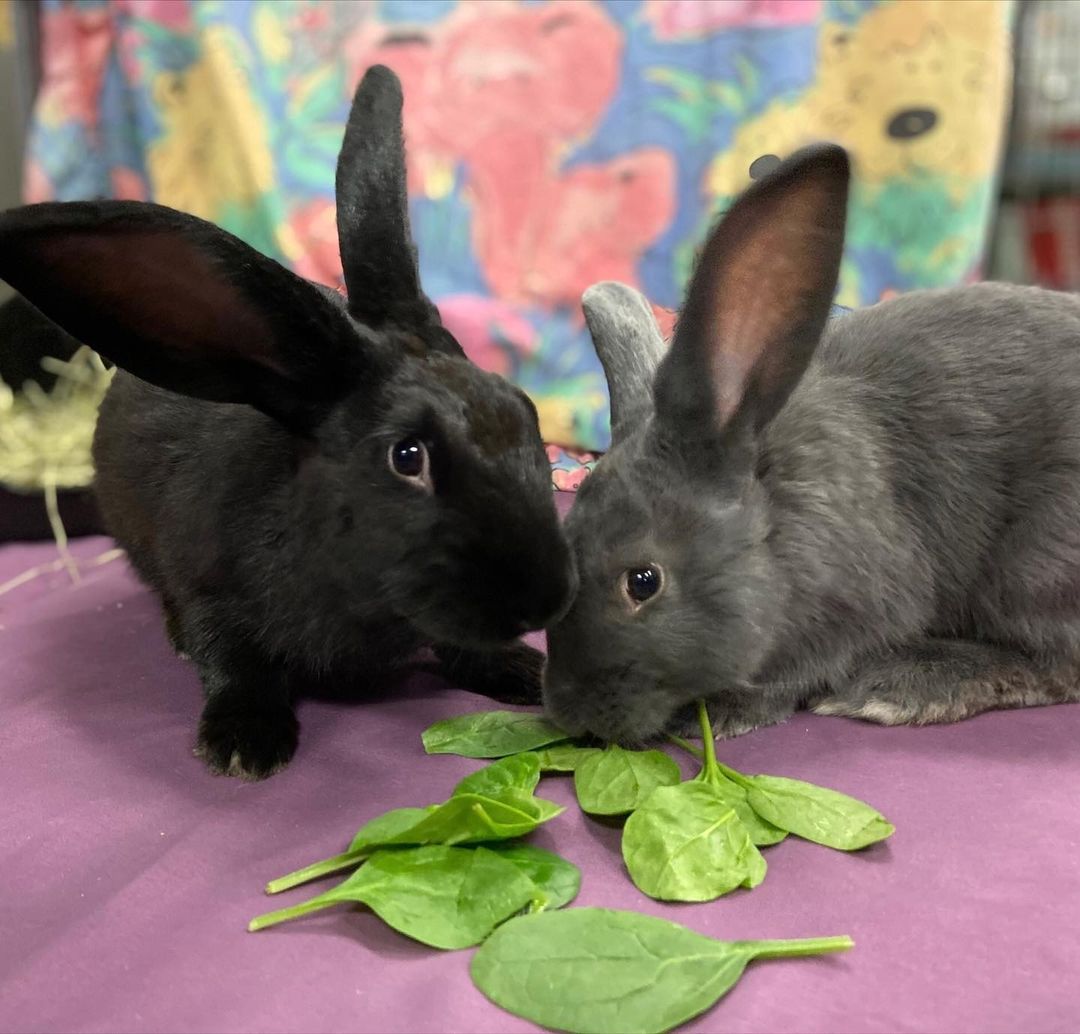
[195, 698, 299, 780]
[811, 639, 1080, 725]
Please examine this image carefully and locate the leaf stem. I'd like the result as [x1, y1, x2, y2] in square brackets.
[743, 935, 854, 960]
[666, 734, 704, 760]
[265, 851, 365, 895]
[696, 700, 719, 776]
[248, 896, 338, 932]
[714, 760, 753, 789]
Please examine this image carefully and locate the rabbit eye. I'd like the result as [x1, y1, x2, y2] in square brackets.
[389, 437, 431, 489]
[625, 565, 663, 606]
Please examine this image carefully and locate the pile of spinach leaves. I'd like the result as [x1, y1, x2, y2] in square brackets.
[249, 701, 890, 1032]
[425, 700, 893, 902]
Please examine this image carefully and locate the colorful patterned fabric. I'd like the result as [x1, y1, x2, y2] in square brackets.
[24, 0, 1013, 483]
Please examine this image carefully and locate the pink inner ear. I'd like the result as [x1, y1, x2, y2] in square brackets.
[705, 180, 841, 426]
[36, 230, 284, 375]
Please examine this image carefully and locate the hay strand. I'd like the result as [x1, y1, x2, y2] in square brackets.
[0, 346, 113, 493]
[0, 347, 119, 593]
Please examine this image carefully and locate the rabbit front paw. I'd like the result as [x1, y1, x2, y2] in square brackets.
[195, 697, 299, 780]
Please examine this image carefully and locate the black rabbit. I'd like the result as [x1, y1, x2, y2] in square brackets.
[0, 66, 575, 779]
[545, 143, 1080, 744]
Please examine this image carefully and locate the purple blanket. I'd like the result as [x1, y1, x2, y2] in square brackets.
[2, 494, 1078, 1033]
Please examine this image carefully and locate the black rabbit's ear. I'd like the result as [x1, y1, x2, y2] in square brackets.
[336, 63, 457, 356]
[582, 281, 667, 446]
[0, 201, 373, 430]
[655, 143, 848, 445]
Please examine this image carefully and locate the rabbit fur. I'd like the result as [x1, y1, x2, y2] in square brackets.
[0, 66, 575, 779]
[544, 143, 1080, 744]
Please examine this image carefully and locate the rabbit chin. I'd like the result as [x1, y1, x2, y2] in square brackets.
[543, 678, 683, 746]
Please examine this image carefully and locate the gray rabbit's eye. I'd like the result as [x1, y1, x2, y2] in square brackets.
[625, 565, 663, 606]
[389, 437, 432, 491]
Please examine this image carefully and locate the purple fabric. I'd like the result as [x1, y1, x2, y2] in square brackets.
[2, 494, 1079, 1033]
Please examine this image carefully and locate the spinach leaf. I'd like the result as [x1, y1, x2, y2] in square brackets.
[697, 771, 787, 846]
[400, 791, 563, 845]
[622, 781, 766, 901]
[471, 908, 853, 1034]
[347, 806, 440, 851]
[422, 710, 570, 758]
[265, 791, 561, 895]
[250, 845, 535, 949]
[453, 753, 541, 797]
[486, 843, 581, 910]
[573, 745, 681, 816]
[746, 774, 895, 850]
[265, 806, 437, 893]
[530, 743, 601, 773]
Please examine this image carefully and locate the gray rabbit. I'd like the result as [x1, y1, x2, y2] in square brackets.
[544, 143, 1080, 744]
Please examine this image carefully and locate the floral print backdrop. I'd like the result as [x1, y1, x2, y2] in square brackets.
[23, 0, 1013, 485]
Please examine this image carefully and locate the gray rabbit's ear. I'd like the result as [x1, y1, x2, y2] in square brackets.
[654, 143, 848, 449]
[582, 281, 667, 445]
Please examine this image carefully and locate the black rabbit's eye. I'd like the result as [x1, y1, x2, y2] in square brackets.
[625, 565, 663, 606]
[389, 437, 430, 487]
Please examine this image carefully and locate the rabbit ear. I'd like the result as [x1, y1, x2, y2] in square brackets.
[582, 281, 667, 445]
[336, 64, 456, 355]
[654, 143, 848, 448]
[0, 201, 374, 430]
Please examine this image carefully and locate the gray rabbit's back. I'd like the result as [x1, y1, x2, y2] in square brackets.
[746, 282, 1080, 708]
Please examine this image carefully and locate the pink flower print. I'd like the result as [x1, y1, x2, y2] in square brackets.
[36, 5, 114, 132]
[643, 0, 822, 40]
[651, 302, 676, 341]
[113, 0, 193, 33]
[471, 147, 676, 310]
[553, 465, 592, 491]
[22, 159, 53, 205]
[434, 1, 621, 157]
[437, 294, 538, 375]
[110, 166, 148, 201]
[288, 198, 343, 288]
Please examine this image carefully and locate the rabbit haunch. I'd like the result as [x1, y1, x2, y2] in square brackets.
[544, 142, 1080, 744]
[0, 65, 574, 780]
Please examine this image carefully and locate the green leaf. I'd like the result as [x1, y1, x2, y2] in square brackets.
[250, 845, 535, 949]
[471, 908, 854, 1034]
[265, 790, 561, 895]
[422, 710, 570, 758]
[698, 772, 788, 846]
[573, 745, 680, 816]
[746, 775, 895, 850]
[486, 843, 581, 910]
[530, 743, 600, 773]
[396, 791, 564, 846]
[453, 753, 541, 798]
[348, 806, 439, 852]
[622, 782, 765, 901]
[265, 806, 438, 893]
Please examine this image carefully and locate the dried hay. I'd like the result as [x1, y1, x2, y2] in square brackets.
[0, 348, 119, 590]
